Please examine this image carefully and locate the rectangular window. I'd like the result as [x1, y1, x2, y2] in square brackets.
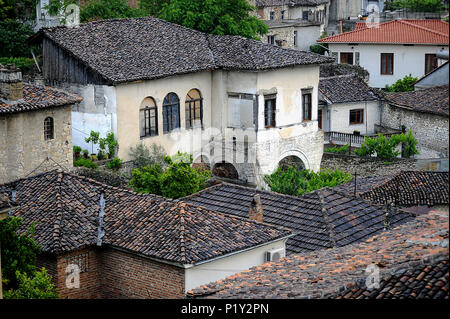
[340, 52, 354, 65]
[381, 53, 394, 75]
[318, 109, 322, 129]
[294, 31, 297, 46]
[270, 11, 275, 20]
[302, 93, 312, 121]
[264, 95, 276, 128]
[281, 10, 285, 19]
[268, 35, 275, 45]
[302, 10, 308, 20]
[425, 54, 437, 74]
[140, 107, 158, 138]
[349, 109, 364, 125]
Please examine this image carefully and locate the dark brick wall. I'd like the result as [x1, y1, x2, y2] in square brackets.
[99, 248, 185, 299]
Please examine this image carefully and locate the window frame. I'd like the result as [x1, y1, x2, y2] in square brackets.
[264, 94, 276, 128]
[140, 97, 158, 138]
[281, 10, 285, 19]
[162, 93, 181, 134]
[185, 89, 203, 130]
[268, 35, 275, 45]
[318, 109, 322, 129]
[269, 11, 275, 20]
[349, 109, 364, 125]
[294, 30, 297, 46]
[302, 92, 312, 122]
[425, 53, 438, 74]
[340, 52, 354, 65]
[44, 116, 54, 140]
[380, 53, 394, 75]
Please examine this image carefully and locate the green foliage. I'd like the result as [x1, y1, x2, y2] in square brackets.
[264, 168, 352, 196]
[103, 132, 118, 158]
[139, 0, 169, 16]
[354, 132, 419, 161]
[80, 0, 145, 22]
[158, 0, 268, 40]
[0, 0, 37, 20]
[385, 74, 418, 92]
[129, 152, 211, 199]
[0, 19, 35, 57]
[384, 0, 446, 12]
[82, 149, 89, 156]
[129, 143, 167, 170]
[0, 217, 40, 291]
[3, 268, 58, 299]
[73, 158, 98, 169]
[0, 57, 36, 72]
[85, 130, 100, 154]
[106, 157, 123, 170]
[401, 129, 420, 158]
[310, 31, 328, 55]
[326, 144, 350, 154]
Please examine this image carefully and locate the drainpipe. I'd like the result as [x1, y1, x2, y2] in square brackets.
[340, 20, 343, 33]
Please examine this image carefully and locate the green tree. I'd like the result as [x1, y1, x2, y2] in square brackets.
[401, 129, 420, 158]
[0, 0, 37, 20]
[3, 268, 58, 299]
[139, 0, 169, 16]
[264, 168, 352, 196]
[129, 152, 211, 199]
[385, 74, 418, 92]
[0, 217, 40, 290]
[384, 0, 445, 12]
[158, 0, 268, 40]
[0, 19, 35, 57]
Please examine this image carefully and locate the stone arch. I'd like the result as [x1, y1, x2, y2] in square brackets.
[212, 162, 239, 180]
[192, 154, 211, 171]
[275, 150, 310, 172]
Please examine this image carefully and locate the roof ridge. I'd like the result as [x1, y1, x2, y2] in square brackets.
[316, 189, 337, 248]
[398, 19, 449, 37]
[177, 202, 188, 264]
[52, 171, 65, 252]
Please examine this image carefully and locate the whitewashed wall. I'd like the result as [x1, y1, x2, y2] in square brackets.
[328, 43, 450, 88]
[184, 239, 287, 292]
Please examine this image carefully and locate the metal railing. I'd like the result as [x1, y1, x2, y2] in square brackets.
[324, 131, 399, 146]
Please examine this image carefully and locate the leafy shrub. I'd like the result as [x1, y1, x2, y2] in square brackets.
[0, 216, 40, 291]
[385, 74, 418, 92]
[129, 143, 167, 170]
[384, 0, 445, 12]
[264, 168, 352, 196]
[0, 19, 35, 57]
[106, 158, 123, 171]
[129, 152, 211, 199]
[3, 268, 59, 299]
[0, 57, 36, 72]
[73, 158, 98, 169]
[354, 131, 419, 161]
[326, 144, 349, 154]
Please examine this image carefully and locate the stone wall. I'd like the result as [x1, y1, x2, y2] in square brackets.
[381, 103, 449, 158]
[0, 105, 73, 184]
[321, 152, 421, 177]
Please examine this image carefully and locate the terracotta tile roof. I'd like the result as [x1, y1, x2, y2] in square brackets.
[256, 0, 329, 7]
[385, 85, 449, 117]
[0, 83, 82, 114]
[319, 74, 380, 104]
[0, 171, 292, 264]
[187, 211, 449, 298]
[333, 258, 449, 299]
[318, 20, 449, 44]
[335, 171, 449, 207]
[30, 17, 333, 85]
[182, 183, 413, 254]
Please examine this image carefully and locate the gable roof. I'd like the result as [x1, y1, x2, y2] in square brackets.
[335, 171, 449, 207]
[30, 17, 332, 85]
[182, 183, 413, 254]
[319, 74, 380, 104]
[385, 85, 449, 116]
[0, 83, 82, 114]
[0, 171, 292, 265]
[318, 19, 449, 45]
[187, 211, 449, 298]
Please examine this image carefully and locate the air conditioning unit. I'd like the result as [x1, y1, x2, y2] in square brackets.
[265, 248, 286, 262]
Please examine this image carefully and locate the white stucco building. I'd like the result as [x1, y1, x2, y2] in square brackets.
[319, 19, 449, 88]
[31, 17, 333, 187]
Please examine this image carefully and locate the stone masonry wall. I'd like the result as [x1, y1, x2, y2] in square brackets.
[381, 103, 449, 157]
[0, 105, 73, 184]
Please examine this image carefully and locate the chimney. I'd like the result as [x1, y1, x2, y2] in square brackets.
[249, 194, 263, 223]
[0, 64, 23, 101]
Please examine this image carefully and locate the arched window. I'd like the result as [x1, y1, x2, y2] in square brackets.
[163, 93, 180, 133]
[140, 97, 158, 138]
[185, 89, 203, 129]
[44, 117, 54, 140]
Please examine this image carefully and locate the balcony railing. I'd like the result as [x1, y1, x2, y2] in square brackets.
[324, 131, 400, 146]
